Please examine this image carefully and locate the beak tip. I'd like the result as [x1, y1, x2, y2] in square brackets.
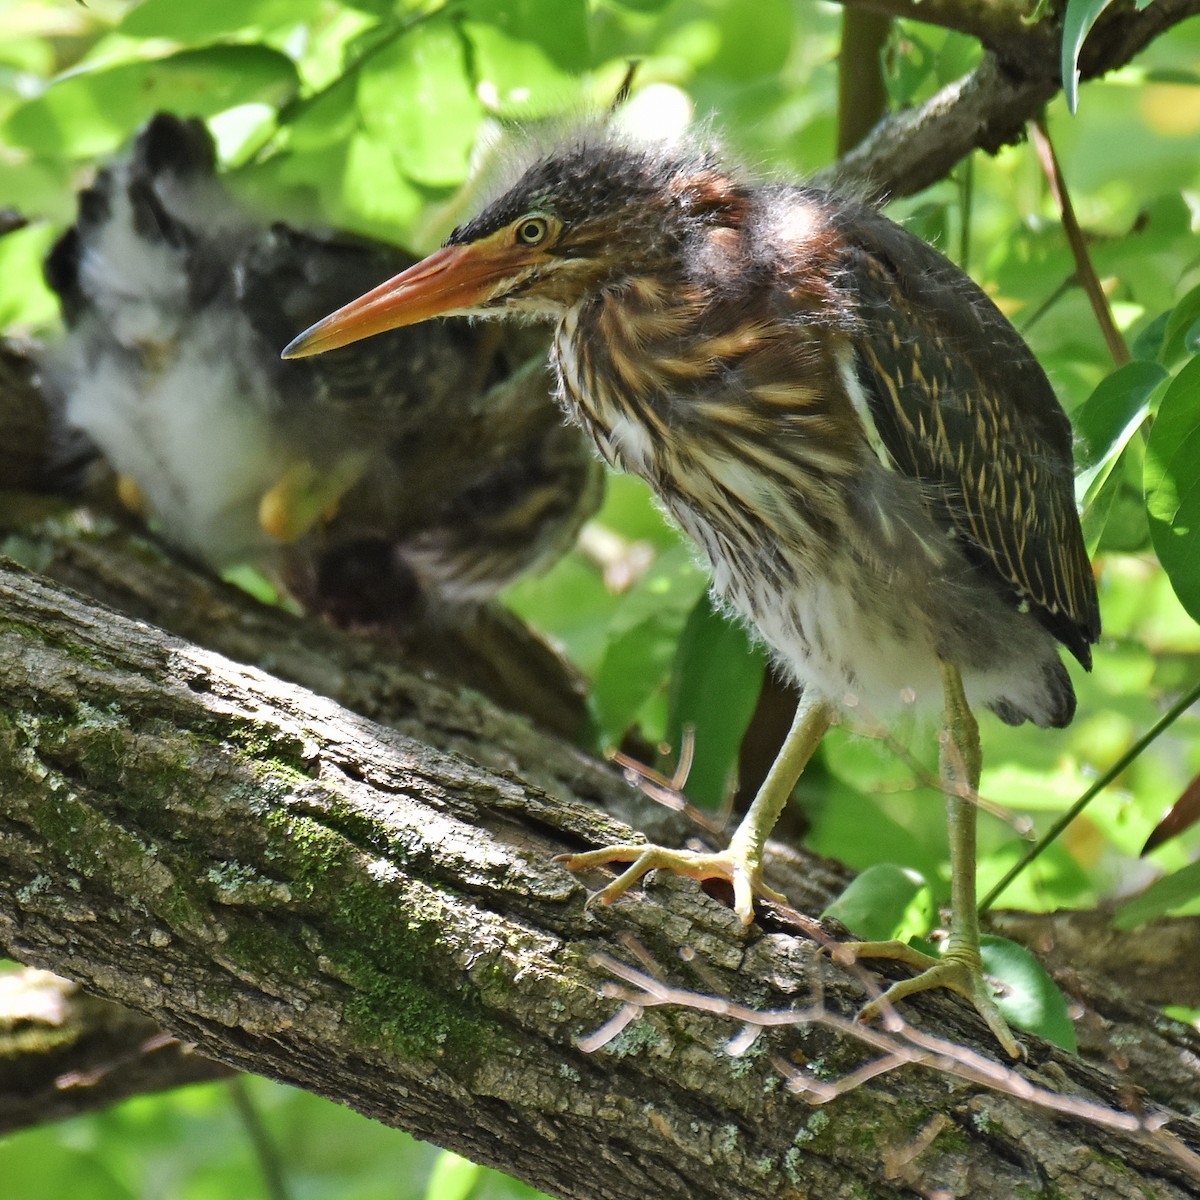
[280, 330, 315, 360]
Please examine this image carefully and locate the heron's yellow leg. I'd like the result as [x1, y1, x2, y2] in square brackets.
[839, 662, 1020, 1057]
[557, 694, 833, 922]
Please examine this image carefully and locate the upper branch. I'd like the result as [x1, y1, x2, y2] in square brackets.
[821, 0, 1200, 199]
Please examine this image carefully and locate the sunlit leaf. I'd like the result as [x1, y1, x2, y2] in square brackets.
[665, 594, 766, 810]
[0, 222, 60, 332]
[424, 1149, 483, 1200]
[710, 0, 794, 81]
[823, 864, 933, 942]
[119, 0, 323, 41]
[1144, 355, 1200, 624]
[357, 20, 481, 187]
[1113, 860, 1200, 928]
[462, 0, 589, 114]
[339, 128, 422, 232]
[283, 78, 359, 152]
[980, 935, 1077, 1052]
[4, 46, 300, 160]
[602, 0, 676, 11]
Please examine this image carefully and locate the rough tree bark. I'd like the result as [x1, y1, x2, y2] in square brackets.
[2, 551, 1200, 1199]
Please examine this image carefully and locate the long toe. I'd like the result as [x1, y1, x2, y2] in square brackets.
[854, 953, 1022, 1059]
[554, 840, 783, 922]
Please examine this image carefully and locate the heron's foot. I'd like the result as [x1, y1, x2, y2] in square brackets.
[836, 938, 1021, 1059]
[115, 473, 150, 517]
[554, 842, 786, 924]
[259, 455, 368, 543]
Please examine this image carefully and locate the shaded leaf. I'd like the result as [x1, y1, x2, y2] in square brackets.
[590, 613, 685, 744]
[1159, 281, 1200, 368]
[1131, 309, 1171, 362]
[823, 864, 933, 942]
[589, 546, 707, 744]
[665, 594, 766, 810]
[1144, 355, 1200, 625]
[1074, 359, 1164, 506]
[1113, 860, 1200, 928]
[980, 935, 1077, 1052]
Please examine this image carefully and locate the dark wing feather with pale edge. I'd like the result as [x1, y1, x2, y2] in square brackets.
[831, 198, 1100, 667]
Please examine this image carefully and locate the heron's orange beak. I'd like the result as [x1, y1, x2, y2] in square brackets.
[281, 239, 536, 359]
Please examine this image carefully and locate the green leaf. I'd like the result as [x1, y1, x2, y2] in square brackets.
[664, 594, 767, 810]
[1060, 0, 1115, 113]
[0, 222, 60, 332]
[462, 0, 590, 113]
[1159, 281, 1200, 367]
[1144, 355, 1200, 625]
[602, 0, 675, 10]
[119, 0, 323, 42]
[4, 46, 300, 160]
[710, 0, 794, 82]
[590, 613, 683, 744]
[356, 20, 481, 188]
[1112, 860, 1200, 929]
[823, 864, 933, 942]
[1131, 310, 1171, 362]
[1083, 439, 1152, 555]
[339, 129, 423, 233]
[423, 1150, 482, 1200]
[1074, 359, 1164, 505]
[980, 935, 1077, 1052]
[589, 546, 707, 744]
[284, 72, 359, 150]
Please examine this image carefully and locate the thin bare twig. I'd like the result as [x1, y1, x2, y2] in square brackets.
[584, 952, 1200, 1184]
[1030, 117, 1130, 367]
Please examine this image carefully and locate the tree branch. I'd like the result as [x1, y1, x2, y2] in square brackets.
[2, 558, 1199, 1198]
[0, 967, 230, 1134]
[820, 0, 1200, 199]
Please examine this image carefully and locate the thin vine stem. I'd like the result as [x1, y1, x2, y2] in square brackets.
[979, 674, 1200, 912]
[1030, 116, 1130, 367]
[228, 1076, 292, 1200]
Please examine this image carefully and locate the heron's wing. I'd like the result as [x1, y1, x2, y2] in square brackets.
[833, 198, 1099, 665]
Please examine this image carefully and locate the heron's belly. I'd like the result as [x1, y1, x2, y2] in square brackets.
[673, 497, 1066, 726]
[713, 548, 946, 717]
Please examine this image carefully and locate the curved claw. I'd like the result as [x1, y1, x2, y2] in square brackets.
[552, 841, 787, 924]
[835, 938, 1022, 1059]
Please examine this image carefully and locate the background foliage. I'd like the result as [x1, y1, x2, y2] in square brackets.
[1, 0, 1199, 1196]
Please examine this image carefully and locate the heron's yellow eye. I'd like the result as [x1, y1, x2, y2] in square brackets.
[515, 215, 551, 246]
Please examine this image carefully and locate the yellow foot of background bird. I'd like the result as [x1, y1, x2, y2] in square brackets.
[836, 937, 1021, 1058]
[554, 842, 786, 924]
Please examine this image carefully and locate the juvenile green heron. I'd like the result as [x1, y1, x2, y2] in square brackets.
[283, 126, 1100, 1054]
[47, 114, 599, 621]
